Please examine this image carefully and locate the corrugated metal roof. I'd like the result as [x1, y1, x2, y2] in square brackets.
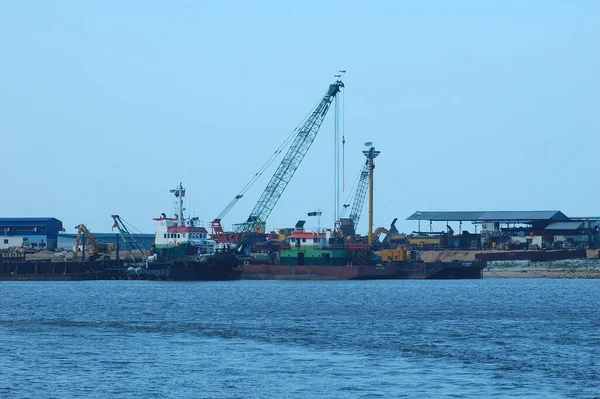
[0, 218, 60, 223]
[407, 211, 569, 222]
[478, 211, 567, 221]
[545, 221, 584, 230]
[0, 218, 63, 233]
[406, 211, 486, 221]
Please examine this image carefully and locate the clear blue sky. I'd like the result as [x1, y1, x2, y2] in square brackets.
[1, 1, 598, 235]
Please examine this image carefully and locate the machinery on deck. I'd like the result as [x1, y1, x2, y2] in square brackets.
[74, 224, 112, 262]
[373, 218, 408, 248]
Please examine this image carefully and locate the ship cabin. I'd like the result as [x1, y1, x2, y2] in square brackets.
[153, 217, 216, 255]
[288, 232, 327, 248]
[287, 220, 329, 249]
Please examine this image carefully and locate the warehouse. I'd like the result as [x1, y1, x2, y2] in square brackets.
[0, 218, 64, 251]
[406, 211, 600, 250]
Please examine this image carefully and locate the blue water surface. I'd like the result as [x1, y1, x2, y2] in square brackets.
[1, 279, 599, 398]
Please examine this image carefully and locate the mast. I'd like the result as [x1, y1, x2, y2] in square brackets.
[334, 90, 340, 230]
[179, 182, 184, 227]
[362, 144, 380, 245]
[170, 183, 186, 227]
[333, 72, 345, 233]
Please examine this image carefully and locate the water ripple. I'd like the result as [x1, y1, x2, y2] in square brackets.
[0, 279, 598, 398]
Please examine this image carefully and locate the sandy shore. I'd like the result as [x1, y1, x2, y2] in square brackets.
[483, 259, 600, 279]
[483, 269, 600, 279]
[416, 250, 600, 278]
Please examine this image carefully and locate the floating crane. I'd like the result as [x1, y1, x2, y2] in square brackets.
[211, 79, 344, 237]
[236, 80, 344, 233]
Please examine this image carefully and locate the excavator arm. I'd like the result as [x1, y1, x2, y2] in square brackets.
[75, 224, 102, 260]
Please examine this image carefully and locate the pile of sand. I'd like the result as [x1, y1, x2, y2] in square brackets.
[418, 251, 477, 262]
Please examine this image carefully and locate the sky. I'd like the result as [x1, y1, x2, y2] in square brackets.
[1, 1, 599, 236]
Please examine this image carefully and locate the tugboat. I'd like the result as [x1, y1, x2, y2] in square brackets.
[123, 183, 240, 281]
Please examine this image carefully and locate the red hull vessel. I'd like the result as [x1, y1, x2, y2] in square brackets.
[241, 263, 398, 280]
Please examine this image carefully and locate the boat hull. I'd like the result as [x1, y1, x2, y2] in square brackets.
[241, 261, 486, 280]
[121, 252, 240, 281]
[0, 252, 240, 282]
[0, 261, 111, 281]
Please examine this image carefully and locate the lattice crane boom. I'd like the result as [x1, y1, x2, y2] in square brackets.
[348, 159, 370, 230]
[235, 80, 344, 233]
[111, 215, 147, 261]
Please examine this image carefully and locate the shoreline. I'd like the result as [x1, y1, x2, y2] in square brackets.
[483, 259, 600, 278]
[483, 269, 600, 279]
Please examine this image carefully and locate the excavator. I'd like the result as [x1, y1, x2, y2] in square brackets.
[373, 218, 407, 248]
[74, 224, 112, 261]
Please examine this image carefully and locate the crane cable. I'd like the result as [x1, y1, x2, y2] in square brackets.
[113, 216, 144, 235]
[111, 216, 147, 253]
[340, 166, 364, 218]
[382, 171, 441, 210]
[215, 99, 322, 220]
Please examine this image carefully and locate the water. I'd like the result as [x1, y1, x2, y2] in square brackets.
[1, 279, 599, 398]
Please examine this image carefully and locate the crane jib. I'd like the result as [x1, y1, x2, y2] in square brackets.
[234, 80, 344, 233]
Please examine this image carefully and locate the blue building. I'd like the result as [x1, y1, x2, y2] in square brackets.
[0, 218, 64, 250]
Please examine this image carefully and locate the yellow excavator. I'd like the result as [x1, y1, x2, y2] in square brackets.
[373, 218, 407, 247]
[75, 224, 112, 261]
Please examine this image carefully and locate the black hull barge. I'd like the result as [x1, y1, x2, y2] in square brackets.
[120, 252, 240, 281]
[0, 252, 240, 282]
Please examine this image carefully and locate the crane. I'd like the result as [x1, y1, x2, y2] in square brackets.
[340, 159, 370, 237]
[111, 215, 148, 262]
[75, 224, 112, 261]
[232, 79, 344, 234]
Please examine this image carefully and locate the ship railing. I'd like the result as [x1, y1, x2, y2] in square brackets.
[407, 245, 480, 251]
[405, 245, 566, 251]
[295, 243, 371, 250]
[0, 252, 26, 262]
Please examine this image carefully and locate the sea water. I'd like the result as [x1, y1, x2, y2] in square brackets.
[1, 279, 598, 398]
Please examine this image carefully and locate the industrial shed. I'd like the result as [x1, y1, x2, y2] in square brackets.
[406, 211, 600, 249]
[407, 210, 569, 225]
[0, 218, 64, 250]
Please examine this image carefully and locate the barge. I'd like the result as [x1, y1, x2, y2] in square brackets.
[240, 229, 485, 280]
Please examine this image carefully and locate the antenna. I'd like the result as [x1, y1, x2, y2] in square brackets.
[342, 135, 346, 192]
[308, 210, 322, 232]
